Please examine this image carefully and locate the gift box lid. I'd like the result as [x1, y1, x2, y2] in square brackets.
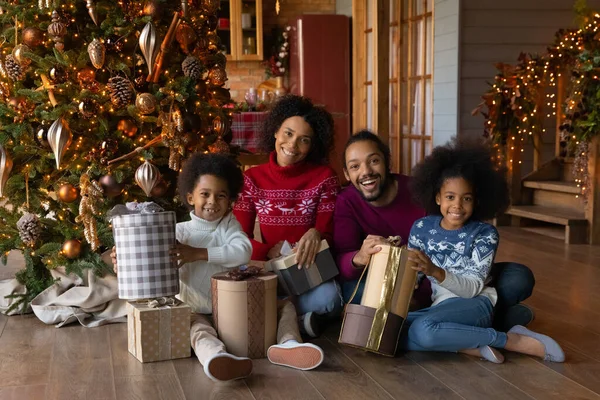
[211, 271, 277, 292]
[127, 299, 190, 313]
[270, 240, 332, 270]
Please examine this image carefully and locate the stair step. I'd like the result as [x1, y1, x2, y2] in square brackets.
[506, 205, 586, 226]
[523, 180, 581, 194]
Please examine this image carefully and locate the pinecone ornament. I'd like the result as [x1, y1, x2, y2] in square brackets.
[107, 76, 134, 109]
[4, 55, 25, 81]
[182, 55, 203, 80]
[17, 212, 42, 247]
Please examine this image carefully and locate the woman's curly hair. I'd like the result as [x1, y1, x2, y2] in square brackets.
[178, 153, 244, 210]
[259, 94, 334, 164]
[409, 137, 510, 221]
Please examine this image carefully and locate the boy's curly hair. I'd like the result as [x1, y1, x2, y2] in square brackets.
[409, 137, 510, 221]
[177, 153, 244, 210]
[259, 94, 334, 164]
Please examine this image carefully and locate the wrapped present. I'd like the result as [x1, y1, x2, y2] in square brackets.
[211, 267, 277, 359]
[127, 298, 191, 363]
[265, 240, 338, 295]
[109, 202, 178, 300]
[339, 244, 417, 356]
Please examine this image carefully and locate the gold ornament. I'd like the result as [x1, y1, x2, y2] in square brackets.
[22, 27, 44, 47]
[139, 22, 158, 76]
[143, 0, 161, 17]
[58, 183, 78, 203]
[88, 39, 106, 69]
[0, 145, 13, 198]
[77, 66, 96, 83]
[75, 174, 103, 251]
[12, 44, 31, 67]
[47, 118, 72, 169]
[176, 23, 197, 54]
[86, 0, 99, 25]
[209, 136, 229, 154]
[135, 160, 160, 197]
[117, 119, 138, 138]
[201, 0, 220, 14]
[160, 110, 186, 171]
[62, 239, 82, 259]
[38, 0, 51, 9]
[135, 93, 157, 114]
[208, 66, 227, 86]
[48, 10, 67, 52]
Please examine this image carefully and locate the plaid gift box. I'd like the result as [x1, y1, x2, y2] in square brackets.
[112, 210, 178, 300]
[231, 112, 268, 153]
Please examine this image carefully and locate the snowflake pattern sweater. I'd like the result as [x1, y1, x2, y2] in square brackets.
[233, 151, 340, 261]
[408, 216, 499, 306]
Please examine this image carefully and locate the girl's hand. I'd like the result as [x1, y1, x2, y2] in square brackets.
[353, 235, 389, 268]
[295, 228, 321, 269]
[170, 243, 207, 267]
[110, 246, 118, 274]
[267, 241, 285, 260]
[408, 249, 445, 282]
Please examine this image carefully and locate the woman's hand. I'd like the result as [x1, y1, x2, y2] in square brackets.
[170, 243, 207, 267]
[295, 228, 321, 269]
[110, 246, 117, 274]
[267, 241, 285, 260]
[408, 249, 445, 282]
[352, 235, 389, 268]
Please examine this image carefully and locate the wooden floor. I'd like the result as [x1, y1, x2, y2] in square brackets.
[2, 227, 600, 400]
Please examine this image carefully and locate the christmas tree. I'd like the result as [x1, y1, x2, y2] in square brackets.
[0, 0, 234, 312]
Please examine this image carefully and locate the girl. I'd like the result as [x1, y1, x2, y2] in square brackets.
[404, 139, 564, 363]
[113, 153, 324, 382]
[234, 95, 343, 337]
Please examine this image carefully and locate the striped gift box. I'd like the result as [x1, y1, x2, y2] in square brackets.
[112, 211, 178, 300]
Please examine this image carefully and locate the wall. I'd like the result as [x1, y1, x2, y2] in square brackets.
[225, 0, 336, 102]
[459, 0, 600, 171]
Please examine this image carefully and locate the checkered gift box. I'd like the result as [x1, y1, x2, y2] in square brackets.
[231, 112, 268, 153]
[112, 210, 178, 300]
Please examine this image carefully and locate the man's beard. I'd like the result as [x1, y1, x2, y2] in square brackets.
[357, 174, 391, 202]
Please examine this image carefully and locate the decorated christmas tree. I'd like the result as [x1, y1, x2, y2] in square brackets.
[0, 0, 235, 311]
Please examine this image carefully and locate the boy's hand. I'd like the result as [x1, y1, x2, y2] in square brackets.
[407, 249, 445, 282]
[110, 246, 117, 274]
[170, 243, 207, 267]
[267, 241, 284, 260]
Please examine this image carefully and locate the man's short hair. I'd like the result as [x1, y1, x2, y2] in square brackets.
[343, 129, 391, 172]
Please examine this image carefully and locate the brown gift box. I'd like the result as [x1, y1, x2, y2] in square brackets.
[339, 245, 417, 356]
[211, 271, 278, 359]
[127, 300, 191, 363]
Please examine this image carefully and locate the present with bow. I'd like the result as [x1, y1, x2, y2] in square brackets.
[108, 202, 178, 300]
[339, 237, 418, 356]
[211, 265, 277, 359]
[127, 297, 191, 363]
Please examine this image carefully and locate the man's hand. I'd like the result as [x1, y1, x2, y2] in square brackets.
[407, 249, 445, 282]
[352, 235, 389, 268]
[267, 241, 285, 260]
[295, 228, 321, 269]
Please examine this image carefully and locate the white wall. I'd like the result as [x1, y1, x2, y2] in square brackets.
[336, 0, 352, 16]
[433, 0, 460, 147]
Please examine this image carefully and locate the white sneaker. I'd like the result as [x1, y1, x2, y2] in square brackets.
[203, 352, 253, 382]
[267, 340, 324, 371]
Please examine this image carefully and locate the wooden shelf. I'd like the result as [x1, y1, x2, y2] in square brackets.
[523, 180, 581, 194]
[506, 205, 586, 226]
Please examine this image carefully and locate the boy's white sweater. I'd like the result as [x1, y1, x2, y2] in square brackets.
[176, 211, 252, 314]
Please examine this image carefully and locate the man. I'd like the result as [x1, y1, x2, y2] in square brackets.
[333, 130, 535, 331]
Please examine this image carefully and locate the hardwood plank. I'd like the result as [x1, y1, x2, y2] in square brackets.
[0, 316, 54, 387]
[245, 358, 324, 400]
[109, 322, 177, 377]
[114, 374, 186, 400]
[301, 338, 394, 400]
[476, 354, 600, 400]
[46, 325, 116, 400]
[506, 205, 586, 226]
[0, 384, 47, 400]
[173, 356, 255, 400]
[406, 352, 532, 400]
[325, 335, 463, 400]
[0, 312, 7, 338]
[522, 180, 580, 194]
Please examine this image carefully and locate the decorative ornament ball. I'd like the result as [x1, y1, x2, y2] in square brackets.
[49, 65, 68, 84]
[58, 183, 79, 203]
[201, 0, 220, 15]
[62, 239, 82, 259]
[194, 80, 207, 96]
[208, 137, 229, 154]
[12, 44, 31, 67]
[99, 174, 124, 198]
[117, 119, 138, 138]
[22, 27, 44, 47]
[143, 0, 161, 17]
[135, 93, 157, 115]
[35, 123, 51, 148]
[78, 99, 98, 119]
[77, 66, 96, 83]
[208, 66, 227, 86]
[8, 96, 26, 109]
[150, 179, 168, 197]
[206, 15, 218, 31]
[176, 23, 197, 54]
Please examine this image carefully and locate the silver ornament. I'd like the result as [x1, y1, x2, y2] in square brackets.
[139, 22, 158, 76]
[135, 160, 160, 197]
[0, 145, 13, 197]
[47, 118, 72, 169]
[86, 0, 98, 25]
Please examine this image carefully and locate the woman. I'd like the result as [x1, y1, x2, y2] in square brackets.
[233, 95, 343, 336]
